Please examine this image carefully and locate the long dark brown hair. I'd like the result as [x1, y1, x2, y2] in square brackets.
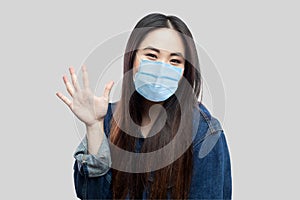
[109, 13, 203, 199]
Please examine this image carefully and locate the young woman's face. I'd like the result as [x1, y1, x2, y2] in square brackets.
[133, 28, 185, 77]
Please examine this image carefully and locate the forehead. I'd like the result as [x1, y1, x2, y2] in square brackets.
[138, 28, 185, 55]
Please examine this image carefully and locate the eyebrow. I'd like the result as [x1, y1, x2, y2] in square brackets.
[143, 46, 184, 58]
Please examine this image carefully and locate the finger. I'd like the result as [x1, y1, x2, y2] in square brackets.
[69, 66, 81, 91]
[81, 65, 90, 89]
[103, 81, 114, 101]
[56, 92, 72, 108]
[63, 75, 75, 97]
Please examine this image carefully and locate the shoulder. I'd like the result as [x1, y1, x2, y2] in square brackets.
[192, 102, 228, 158]
[193, 102, 224, 139]
[198, 102, 223, 134]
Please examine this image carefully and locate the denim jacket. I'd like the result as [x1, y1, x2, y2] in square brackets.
[73, 102, 232, 199]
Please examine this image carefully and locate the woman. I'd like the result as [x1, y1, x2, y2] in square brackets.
[56, 13, 232, 199]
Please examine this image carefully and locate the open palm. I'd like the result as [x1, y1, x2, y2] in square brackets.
[56, 65, 114, 126]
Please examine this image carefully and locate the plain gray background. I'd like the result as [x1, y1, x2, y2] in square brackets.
[0, 0, 299, 199]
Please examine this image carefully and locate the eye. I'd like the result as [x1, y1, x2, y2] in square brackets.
[170, 59, 182, 64]
[145, 53, 157, 59]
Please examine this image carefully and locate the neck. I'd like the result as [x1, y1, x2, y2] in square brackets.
[143, 99, 163, 111]
[140, 99, 164, 137]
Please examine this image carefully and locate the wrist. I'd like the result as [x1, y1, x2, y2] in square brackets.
[86, 120, 104, 133]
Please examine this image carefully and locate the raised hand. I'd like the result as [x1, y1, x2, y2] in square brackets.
[56, 65, 114, 127]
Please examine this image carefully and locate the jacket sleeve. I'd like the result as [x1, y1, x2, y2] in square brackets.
[203, 115, 232, 199]
[201, 129, 232, 199]
[203, 130, 232, 199]
[190, 114, 232, 199]
[73, 133, 111, 177]
[73, 159, 113, 199]
[73, 103, 114, 199]
[221, 132, 232, 199]
[73, 133, 113, 199]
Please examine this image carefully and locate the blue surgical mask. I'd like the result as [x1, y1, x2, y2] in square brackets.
[133, 59, 183, 102]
